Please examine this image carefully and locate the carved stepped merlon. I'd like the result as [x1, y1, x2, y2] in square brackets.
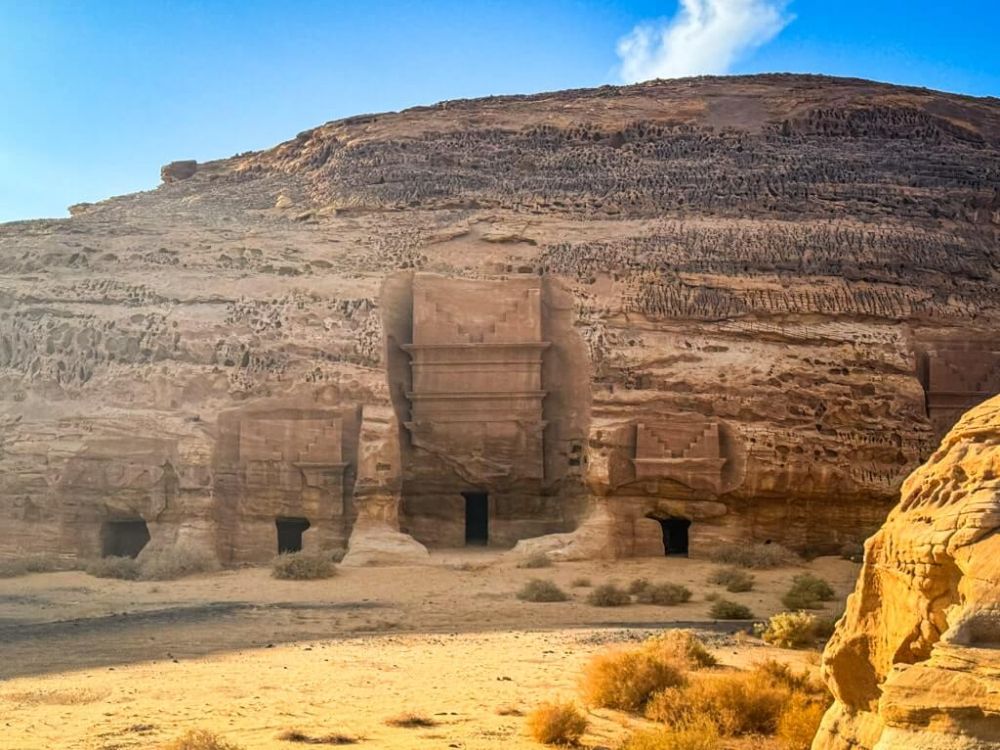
[403, 274, 549, 481]
[239, 417, 346, 513]
[632, 421, 726, 493]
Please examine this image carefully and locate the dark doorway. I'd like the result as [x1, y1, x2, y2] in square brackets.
[656, 517, 691, 556]
[276, 517, 310, 554]
[462, 492, 489, 545]
[101, 520, 150, 558]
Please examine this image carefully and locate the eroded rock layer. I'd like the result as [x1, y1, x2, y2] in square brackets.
[1, 75, 999, 562]
[815, 393, 1000, 750]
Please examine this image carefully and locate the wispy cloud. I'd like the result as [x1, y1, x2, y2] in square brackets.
[616, 0, 793, 83]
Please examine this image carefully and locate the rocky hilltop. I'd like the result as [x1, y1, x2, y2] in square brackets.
[1, 74, 999, 564]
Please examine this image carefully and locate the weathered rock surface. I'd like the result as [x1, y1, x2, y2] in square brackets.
[815, 394, 1000, 750]
[1, 74, 999, 563]
[341, 521, 430, 567]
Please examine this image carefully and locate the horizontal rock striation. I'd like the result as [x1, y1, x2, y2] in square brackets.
[0, 74, 998, 563]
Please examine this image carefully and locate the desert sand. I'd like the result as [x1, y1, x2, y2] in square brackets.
[0, 553, 856, 749]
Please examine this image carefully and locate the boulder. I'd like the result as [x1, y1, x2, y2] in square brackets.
[814, 394, 1000, 750]
[160, 159, 198, 183]
[340, 521, 430, 567]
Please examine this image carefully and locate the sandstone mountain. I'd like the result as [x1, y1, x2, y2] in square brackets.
[1, 74, 998, 564]
[815, 393, 1000, 749]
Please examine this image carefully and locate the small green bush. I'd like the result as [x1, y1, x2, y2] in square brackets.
[517, 552, 553, 569]
[526, 701, 588, 745]
[781, 574, 835, 610]
[586, 583, 631, 607]
[708, 567, 754, 593]
[709, 599, 753, 620]
[85, 556, 141, 580]
[758, 611, 820, 649]
[708, 543, 797, 569]
[635, 583, 692, 606]
[517, 578, 569, 602]
[271, 552, 338, 580]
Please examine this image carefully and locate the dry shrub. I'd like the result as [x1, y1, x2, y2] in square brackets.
[517, 552, 553, 569]
[0, 553, 71, 578]
[586, 583, 631, 607]
[627, 577, 651, 594]
[570, 576, 592, 588]
[644, 630, 717, 669]
[580, 645, 686, 712]
[708, 599, 753, 620]
[708, 543, 797, 569]
[277, 728, 358, 745]
[636, 583, 692, 606]
[85, 556, 140, 580]
[161, 729, 243, 750]
[646, 670, 787, 736]
[517, 578, 569, 602]
[646, 661, 829, 739]
[619, 718, 720, 750]
[759, 611, 820, 649]
[271, 552, 338, 580]
[384, 713, 437, 728]
[781, 574, 835, 610]
[138, 545, 220, 581]
[777, 697, 827, 750]
[707, 567, 754, 593]
[526, 701, 588, 745]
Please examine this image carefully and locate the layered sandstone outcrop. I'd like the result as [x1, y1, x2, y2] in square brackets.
[814, 394, 1000, 750]
[1, 75, 999, 563]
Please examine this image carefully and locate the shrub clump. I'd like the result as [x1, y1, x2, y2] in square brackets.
[384, 713, 437, 728]
[619, 718, 719, 750]
[526, 701, 588, 745]
[644, 630, 717, 669]
[85, 556, 141, 580]
[781, 573, 836, 610]
[585, 583, 631, 607]
[271, 552, 338, 580]
[758, 611, 822, 649]
[517, 552, 553, 569]
[517, 578, 569, 602]
[645, 660, 830, 740]
[708, 599, 753, 620]
[627, 577, 651, 594]
[635, 583, 692, 606]
[161, 729, 243, 750]
[581, 644, 687, 712]
[570, 576, 592, 588]
[777, 696, 827, 750]
[277, 728, 358, 745]
[708, 543, 797, 569]
[0, 553, 72, 578]
[708, 566, 754, 593]
[137, 544, 220, 581]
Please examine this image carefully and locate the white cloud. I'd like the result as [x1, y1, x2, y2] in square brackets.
[616, 0, 793, 83]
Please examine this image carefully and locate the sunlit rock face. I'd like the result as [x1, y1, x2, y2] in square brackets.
[1, 74, 999, 564]
[814, 394, 1000, 750]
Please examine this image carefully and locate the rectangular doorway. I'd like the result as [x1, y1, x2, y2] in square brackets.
[276, 517, 310, 554]
[657, 517, 691, 556]
[462, 491, 489, 545]
[101, 519, 150, 558]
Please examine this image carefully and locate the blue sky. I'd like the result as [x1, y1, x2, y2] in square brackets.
[2, 0, 998, 222]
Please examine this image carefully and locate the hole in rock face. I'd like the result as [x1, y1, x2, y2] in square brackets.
[101, 520, 150, 558]
[276, 517, 310, 554]
[462, 492, 489, 546]
[655, 517, 691, 557]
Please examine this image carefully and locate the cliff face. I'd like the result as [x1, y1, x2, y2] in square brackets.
[814, 393, 1000, 750]
[1, 74, 999, 563]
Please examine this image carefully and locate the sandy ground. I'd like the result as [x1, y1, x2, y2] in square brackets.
[0, 552, 858, 749]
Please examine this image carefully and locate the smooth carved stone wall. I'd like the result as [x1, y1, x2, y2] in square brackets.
[214, 403, 361, 563]
[813, 394, 1000, 750]
[395, 273, 588, 547]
